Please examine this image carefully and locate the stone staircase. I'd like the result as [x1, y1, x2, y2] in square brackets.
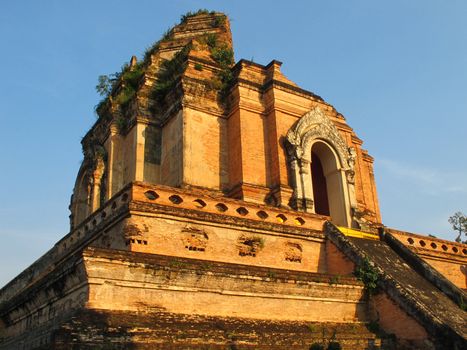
[326, 222, 467, 350]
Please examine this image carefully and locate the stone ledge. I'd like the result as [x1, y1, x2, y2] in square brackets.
[83, 247, 361, 286]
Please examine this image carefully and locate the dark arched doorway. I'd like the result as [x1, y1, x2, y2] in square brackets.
[309, 141, 349, 226]
[311, 151, 330, 216]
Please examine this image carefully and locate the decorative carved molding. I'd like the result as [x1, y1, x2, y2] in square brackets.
[237, 235, 265, 257]
[285, 242, 303, 263]
[285, 107, 356, 222]
[182, 226, 209, 252]
[346, 147, 356, 184]
[286, 107, 349, 167]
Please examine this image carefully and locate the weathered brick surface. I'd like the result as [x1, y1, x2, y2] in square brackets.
[325, 239, 355, 275]
[84, 247, 366, 322]
[370, 293, 427, 341]
[51, 309, 388, 350]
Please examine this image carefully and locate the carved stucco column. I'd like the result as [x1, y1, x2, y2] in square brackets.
[90, 157, 106, 211]
[286, 145, 314, 212]
[347, 148, 358, 206]
[289, 158, 302, 201]
[298, 158, 314, 212]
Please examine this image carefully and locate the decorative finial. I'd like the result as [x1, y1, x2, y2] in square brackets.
[129, 55, 138, 69]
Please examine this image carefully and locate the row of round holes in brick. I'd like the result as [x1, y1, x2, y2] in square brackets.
[144, 190, 306, 226]
[63, 192, 131, 250]
[407, 237, 467, 255]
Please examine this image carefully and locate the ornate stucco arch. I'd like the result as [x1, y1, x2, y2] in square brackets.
[286, 107, 357, 226]
[69, 142, 107, 230]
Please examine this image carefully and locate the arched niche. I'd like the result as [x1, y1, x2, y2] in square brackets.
[69, 155, 107, 229]
[286, 107, 357, 227]
[310, 141, 350, 226]
[70, 166, 92, 229]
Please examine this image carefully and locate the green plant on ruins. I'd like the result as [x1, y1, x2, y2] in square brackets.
[266, 270, 276, 279]
[143, 28, 174, 64]
[459, 296, 467, 311]
[213, 15, 226, 27]
[95, 61, 145, 121]
[354, 257, 380, 295]
[94, 98, 112, 121]
[95, 10, 233, 124]
[151, 44, 191, 105]
[115, 116, 128, 134]
[249, 236, 265, 249]
[180, 9, 226, 28]
[144, 9, 219, 63]
[180, 9, 214, 23]
[82, 135, 106, 163]
[200, 32, 235, 96]
[96, 75, 113, 96]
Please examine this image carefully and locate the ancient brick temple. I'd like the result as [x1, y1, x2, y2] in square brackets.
[0, 12, 466, 350]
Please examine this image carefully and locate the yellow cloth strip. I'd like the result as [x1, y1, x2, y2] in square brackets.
[337, 226, 379, 240]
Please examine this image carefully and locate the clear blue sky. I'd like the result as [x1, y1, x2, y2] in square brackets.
[1, 1, 466, 287]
